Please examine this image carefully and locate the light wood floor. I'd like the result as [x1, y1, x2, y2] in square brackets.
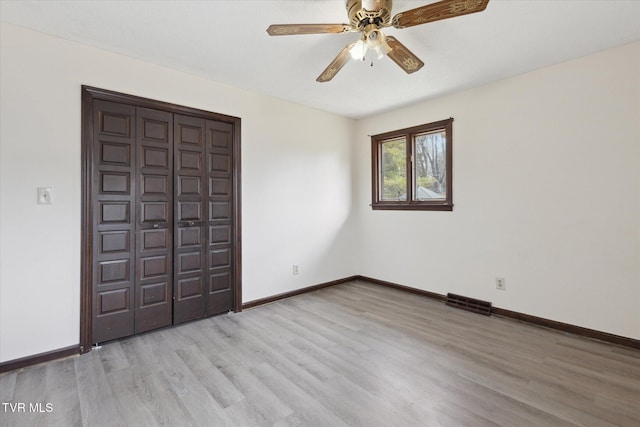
[1, 281, 639, 426]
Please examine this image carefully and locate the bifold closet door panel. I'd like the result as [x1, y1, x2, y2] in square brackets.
[92, 100, 137, 343]
[134, 108, 174, 334]
[173, 114, 207, 324]
[87, 89, 239, 346]
[205, 120, 234, 316]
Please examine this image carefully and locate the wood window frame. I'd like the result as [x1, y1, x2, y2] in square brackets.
[371, 118, 453, 211]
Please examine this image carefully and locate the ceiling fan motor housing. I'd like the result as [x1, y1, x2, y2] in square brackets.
[347, 0, 393, 29]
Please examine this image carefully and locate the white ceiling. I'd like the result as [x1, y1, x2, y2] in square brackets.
[2, 0, 640, 118]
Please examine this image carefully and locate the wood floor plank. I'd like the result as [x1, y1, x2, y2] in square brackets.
[44, 358, 82, 427]
[5, 365, 50, 427]
[252, 362, 350, 427]
[1, 280, 638, 426]
[175, 343, 245, 408]
[118, 334, 163, 378]
[103, 366, 163, 426]
[96, 341, 130, 375]
[74, 350, 126, 427]
[133, 370, 199, 426]
[215, 350, 294, 425]
[0, 369, 17, 403]
[238, 309, 339, 382]
[145, 332, 236, 426]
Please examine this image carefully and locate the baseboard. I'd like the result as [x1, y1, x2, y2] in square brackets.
[357, 275, 447, 302]
[0, 345, 80, 374]
[356, 276, 640, 350]
[491, 307, 640, 350]
[242, 275, 360, 310]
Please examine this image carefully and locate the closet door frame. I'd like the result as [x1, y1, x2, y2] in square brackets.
[80, 86, 242, 354]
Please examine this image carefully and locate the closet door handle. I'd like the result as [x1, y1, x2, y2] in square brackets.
[152, 223, 160, 229]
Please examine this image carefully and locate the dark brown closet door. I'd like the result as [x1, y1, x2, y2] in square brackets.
[92, 100, 136, 343]
[134, 108, 173, 333]
[86, 88, 239, 346]
[173, 114, 207, 323]
[206, 120, 235, 316]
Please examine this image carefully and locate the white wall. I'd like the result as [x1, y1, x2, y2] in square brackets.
[354, 42, 640, 340]
[0, 23, 357, 362]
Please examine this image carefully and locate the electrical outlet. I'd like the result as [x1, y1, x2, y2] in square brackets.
[496, 277, 506, 290]
[37, 187, 53, 205]
[292, 265, 300, 275]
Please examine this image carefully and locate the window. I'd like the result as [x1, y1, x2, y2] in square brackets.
[371, 118, 453, 211]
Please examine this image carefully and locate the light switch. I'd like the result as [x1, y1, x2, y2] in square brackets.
[37, 187, 53, 205]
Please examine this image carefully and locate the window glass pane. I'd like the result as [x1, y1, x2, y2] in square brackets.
[413, 130, 446, 201]
[380, 138, 407, 201]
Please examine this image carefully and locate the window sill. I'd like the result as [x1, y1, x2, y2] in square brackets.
[371, 203, 454, 211]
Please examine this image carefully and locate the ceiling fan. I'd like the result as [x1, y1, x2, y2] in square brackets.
[267, 0, 490, 82]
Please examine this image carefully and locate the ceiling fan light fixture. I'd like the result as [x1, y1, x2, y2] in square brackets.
[349, 39, 368, 60]
[373, 40, 392, 59]
[365, 28, 392, 59]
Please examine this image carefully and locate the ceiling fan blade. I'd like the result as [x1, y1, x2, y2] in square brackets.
[266, 24, 351, 36]
[317, 42, 357, 83]
[392, 0, 490, 29]
[385, 36, 425, 74]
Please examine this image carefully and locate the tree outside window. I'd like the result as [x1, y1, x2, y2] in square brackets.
[372, 118, 453, 211]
